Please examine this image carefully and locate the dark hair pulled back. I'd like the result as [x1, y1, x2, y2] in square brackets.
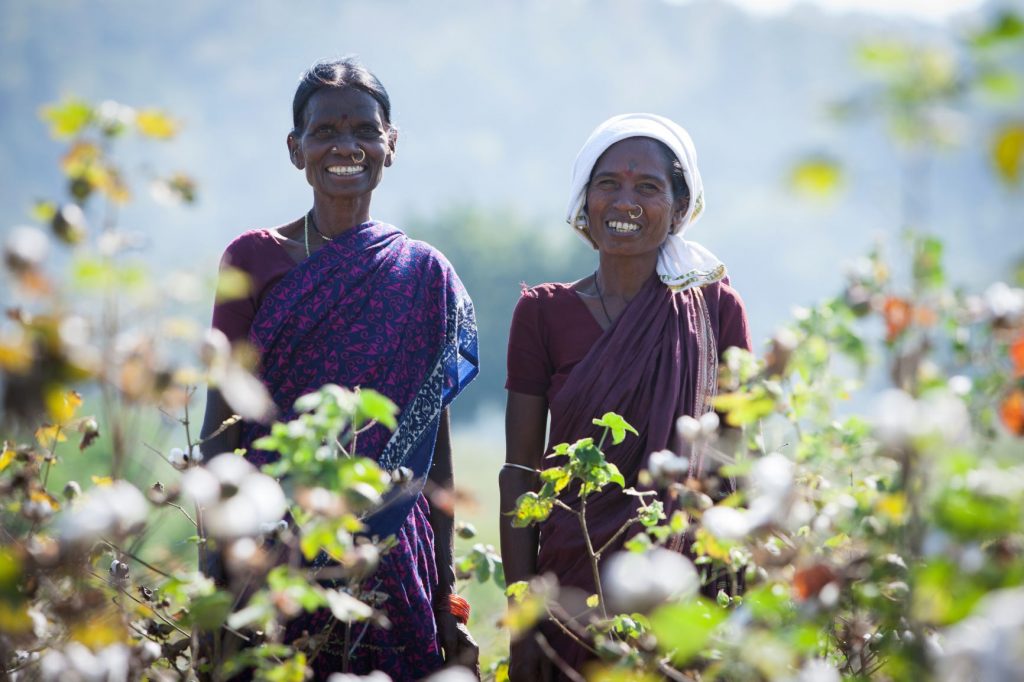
[291, 58, 392, 134]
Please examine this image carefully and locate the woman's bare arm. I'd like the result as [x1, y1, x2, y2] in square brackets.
[499, 391, 549, 587]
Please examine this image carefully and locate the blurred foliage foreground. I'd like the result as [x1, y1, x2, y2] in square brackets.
[3, 13, 1024, 681]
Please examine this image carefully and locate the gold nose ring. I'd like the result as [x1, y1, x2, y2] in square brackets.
[351, 148, 366, 163]
[628, 205, 643, 220]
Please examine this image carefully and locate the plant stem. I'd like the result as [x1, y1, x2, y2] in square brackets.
[577, 495, 607, 619]
[534, 632, 586, 682]
[596, 515, 642, 557]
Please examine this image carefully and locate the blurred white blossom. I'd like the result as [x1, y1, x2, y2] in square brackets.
[934, 587, 1024, 682]
[702, 506, 751, 541]
[983, 282, 1024, 321]
[58, 481, 147, 548]
[181, 454, 286, 540]
[873, 389, 968, 449]
[603, 547, 699, 613]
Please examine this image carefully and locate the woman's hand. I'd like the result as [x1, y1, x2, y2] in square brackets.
[509, 633, 552, 682]
[436, 609, 480, 675]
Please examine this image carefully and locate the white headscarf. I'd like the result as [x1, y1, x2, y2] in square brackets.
[565, 113, 727, 292]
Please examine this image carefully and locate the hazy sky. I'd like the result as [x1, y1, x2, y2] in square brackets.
[719, 0, 986, 20]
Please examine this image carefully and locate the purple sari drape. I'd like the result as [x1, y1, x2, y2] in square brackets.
[240, 221, 478, 679]
[537, 275, 719, 674]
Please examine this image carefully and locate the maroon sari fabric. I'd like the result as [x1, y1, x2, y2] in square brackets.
[508, 275, 751, 675]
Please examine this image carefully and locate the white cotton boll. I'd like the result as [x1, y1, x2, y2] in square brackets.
[983, 282, 1024, 320]
[920, 391, 969, 444]
[240, 473, 287, 526]
[180, 466, 219, 507]
[873, 389, 920, 448]
[59, 481, 147, 547]
[205, 493, 264, 539]
[206, 454, 256, 490]
[190, 444, 204, 464]
[423, 668, 478, 682]
[39, 649, 68, 682]
[677, 415, 702, 443]
[96, 643, 130, 682]
[751, 453, 794, 500]
[647, 449, 689, 480]
[948, 375, 972, 396]
[168, 447, 189, 470]
[603, 548, 699, 614]
[702, 507, 751, 541]
[699, 411, 720, 437]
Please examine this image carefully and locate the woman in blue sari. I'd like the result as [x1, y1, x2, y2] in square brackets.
[199, 58, 479, 679]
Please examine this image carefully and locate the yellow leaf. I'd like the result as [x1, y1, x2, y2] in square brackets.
[877, 493, 908, 523]
[40, 98, 93, 139]
[136, 109, 178, 139]
[0, 602, 32, 635]
[0, 330, 33, 373]
[35, 424, 66, 449]
[91, 475, 113, 487]
[69, 611, 130, 650]
[46, 388, 82, 424]
[991, 122, 1024, 184]
[0, 446, 15, 472]
[789, 156, 844, 199]
[586, 594, 600, 609]
[215, 266, 251, 303]
[29, 490, 60, 512]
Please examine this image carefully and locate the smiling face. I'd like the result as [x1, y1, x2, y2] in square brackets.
[584, 137, 685, 258]
[287, 87, 395, 201]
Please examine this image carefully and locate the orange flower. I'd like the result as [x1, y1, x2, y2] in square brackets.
[883, 296, 912, 343]
[1011, 334, 1024, 378]
[1000, 388, 1024, 437]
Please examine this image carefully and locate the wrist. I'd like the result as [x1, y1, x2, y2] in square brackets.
[434, 593, 471, 625]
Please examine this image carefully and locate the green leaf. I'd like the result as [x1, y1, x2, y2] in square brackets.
[745, 583, 793, 627]
[933, 488, 1021, 540]
[40, 98, 93, 138]
[592, 412, 638, 445]
[650, 599, 726, 664]
[505, 581, 529, 604]
[976, 70, 1022, 102]
[260, 652, 308, 682]
[713, 388, 777, 427]
[971, 11, 1024, 50]
[356, 389, 398, 430]
[187, 591, 233, 629]
[511, 492, 554, 528]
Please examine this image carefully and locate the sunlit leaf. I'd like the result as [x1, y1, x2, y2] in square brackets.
[971, 11, 1024, 50]
[511, 492, 553, 528]
[35, 424, 66, 449]
[45, 387, 82, 424]
[91, 475, 113, 486]
[713, 389, 777, 427]
[0, 446, 14, 473]
[69, 610, 130, 648]
[586, 594, 600, 609]
[31, 200, 57, 224]
[933, 486, 1022, 539]
[976, 70, 1022, 102]
[592, 412, 638, 445]
[150, 173, 198, 206]
[788, 156, 844, 199]
[40, 98, 93, 139]
[262, 652, 308, 682]
[135, 109, 179, 139]
[505, 581, 529, 604]
[991, 122, 1024, 185]
[650, 599, 726, 664]
[856, 41, 911, 72]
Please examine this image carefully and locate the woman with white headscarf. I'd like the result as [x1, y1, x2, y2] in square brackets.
[500, 114, 752, 679]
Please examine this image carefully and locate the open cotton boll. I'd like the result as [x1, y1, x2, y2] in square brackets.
[58, 481, 148, 548]
[204, 470, 286, 540]
[702, 506, 751, 542]
[873, 389, 969, 450]
[179, 466, 220, 507]
[934, 586, 1024, 681]
[603, 548, 699, 613]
